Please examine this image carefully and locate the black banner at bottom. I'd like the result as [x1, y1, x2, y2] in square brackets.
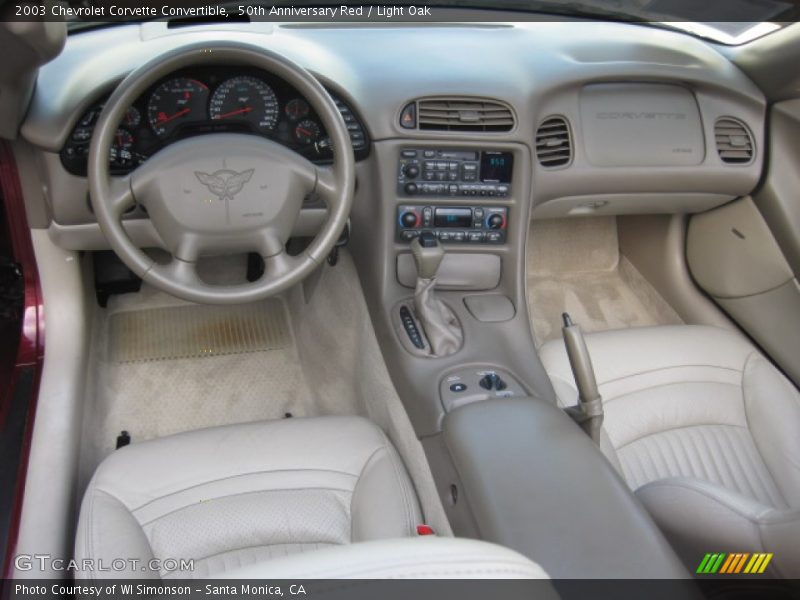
[3, 579, 800, 600]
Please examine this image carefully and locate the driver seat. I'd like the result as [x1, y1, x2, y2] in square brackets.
[75, 416, 546, 579]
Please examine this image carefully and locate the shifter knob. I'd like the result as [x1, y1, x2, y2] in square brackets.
[410, 233, 444, 280]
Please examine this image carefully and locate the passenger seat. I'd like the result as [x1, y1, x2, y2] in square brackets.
[540, 325, 800, 578]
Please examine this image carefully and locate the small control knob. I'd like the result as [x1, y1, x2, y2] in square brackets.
[404, 182, 418, 195]
[487, 214, 505, 230]
[479, 372, 507, 391]
[403, 164, 420, 179]
[400, 211, 419, 228]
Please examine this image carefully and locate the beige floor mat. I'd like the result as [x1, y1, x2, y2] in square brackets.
[81, 287, 315, 479]
[527, 217, 683, 345]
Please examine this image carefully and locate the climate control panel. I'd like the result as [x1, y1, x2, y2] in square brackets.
[398, 148, 513, 197]
[397, 205, 508, 244]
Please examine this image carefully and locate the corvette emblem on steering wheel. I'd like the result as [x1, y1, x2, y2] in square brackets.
[195, 168, 255, 223]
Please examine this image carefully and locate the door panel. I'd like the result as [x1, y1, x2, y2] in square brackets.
[688, 196, 800, 384]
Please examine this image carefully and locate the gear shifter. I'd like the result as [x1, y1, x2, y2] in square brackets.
[409, 233, 463, 356]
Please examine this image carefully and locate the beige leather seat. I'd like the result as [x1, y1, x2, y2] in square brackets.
[541, 325, 800, 578]
[76, 416, 546, 579]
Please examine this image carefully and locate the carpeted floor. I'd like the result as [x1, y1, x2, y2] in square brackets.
[527, 217, 683, 345]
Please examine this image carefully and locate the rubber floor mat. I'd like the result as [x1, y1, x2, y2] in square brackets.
[109, 299, 290, 363]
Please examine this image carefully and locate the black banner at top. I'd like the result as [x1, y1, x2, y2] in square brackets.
[2, 0, 800, 23]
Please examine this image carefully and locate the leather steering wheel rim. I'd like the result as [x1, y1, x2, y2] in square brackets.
[88, 41, 355, 304]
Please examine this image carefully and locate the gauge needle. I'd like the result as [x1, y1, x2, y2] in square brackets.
[213, 106, 253, 120]
[297, 127, 312, 136]
[158, 108, 191, 124]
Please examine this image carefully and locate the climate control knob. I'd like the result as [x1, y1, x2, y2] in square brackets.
[403, 164, 420, 179]
[487, 214, 505, 229]
[400, 211, 420, 228]
[404, 182, 418, 195]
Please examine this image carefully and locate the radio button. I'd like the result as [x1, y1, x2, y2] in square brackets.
[403, 164, 420, 178]
[423, 150, 436, 158]
[486, 232, 503, 243]
[437, 231, 452, 241]
[453, 231, 466, 243]
[402, 150, 417, 158]
[467, 232, 485, 243]
[400, 230, 420, 241]
[404, 183, 418, 195]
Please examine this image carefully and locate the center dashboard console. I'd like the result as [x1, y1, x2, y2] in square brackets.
[395, 148, 512, 244]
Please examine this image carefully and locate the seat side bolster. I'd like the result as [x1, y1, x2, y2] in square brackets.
[350, 441, 421, 542]
[742, 352, 800, 505]
[75, 488, 158, 580]
[636, 477, 800, 578]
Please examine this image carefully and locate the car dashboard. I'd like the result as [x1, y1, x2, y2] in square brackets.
[60, 65, 369, 176]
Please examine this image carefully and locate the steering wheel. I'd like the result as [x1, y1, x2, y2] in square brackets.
[88, 42, 355, 304]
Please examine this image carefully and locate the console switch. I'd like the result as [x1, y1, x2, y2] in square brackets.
[479, 372, 507, 391]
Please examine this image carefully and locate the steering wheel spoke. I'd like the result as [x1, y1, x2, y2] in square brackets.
[151, 257, 201, 288]
[107, 175, 136, 218]
[314, 166, 339, 207]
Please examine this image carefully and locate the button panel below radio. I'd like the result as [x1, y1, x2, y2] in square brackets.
[397, 205, 508, 244]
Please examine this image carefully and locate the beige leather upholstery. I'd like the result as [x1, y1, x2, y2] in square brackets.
[540, 325, 800, 578]
[76, 416, 546, 579]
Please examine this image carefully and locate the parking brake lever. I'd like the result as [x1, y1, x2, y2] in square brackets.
[561, 313, 604, 445]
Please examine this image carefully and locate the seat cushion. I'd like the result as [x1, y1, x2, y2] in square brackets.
[540, 325, 800, 577]
[75, 416, 422, 579]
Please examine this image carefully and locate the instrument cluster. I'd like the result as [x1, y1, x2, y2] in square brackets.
[61, 66, 369, 176]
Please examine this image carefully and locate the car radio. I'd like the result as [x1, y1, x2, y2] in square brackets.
[397, 149, 513, 197]
[396, 205, 508, 244]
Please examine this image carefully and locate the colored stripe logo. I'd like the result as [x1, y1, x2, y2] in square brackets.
[696, 552, 773, 574]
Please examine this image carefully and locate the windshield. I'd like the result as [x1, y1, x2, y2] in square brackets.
[62, 0, 799, 45]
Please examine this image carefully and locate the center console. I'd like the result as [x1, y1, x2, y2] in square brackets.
[430, 397, 693, 581]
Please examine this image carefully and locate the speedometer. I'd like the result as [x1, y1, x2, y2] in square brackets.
[147, 78, 209, 138]
[209, 76, 280, 133]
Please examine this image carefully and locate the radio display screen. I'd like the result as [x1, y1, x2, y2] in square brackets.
[480, 151, 513, 183]
[434, 207, 473, 228]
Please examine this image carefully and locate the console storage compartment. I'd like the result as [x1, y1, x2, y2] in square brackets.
[442, 397, 690, 579]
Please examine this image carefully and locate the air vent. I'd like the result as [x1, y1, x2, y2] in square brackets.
[416, 98, 514, 132]
[536, 116, 572, 168]
[715, 118, 754, 164]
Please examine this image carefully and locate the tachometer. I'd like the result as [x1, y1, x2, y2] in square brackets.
[209, 76, 279, 133]
[147, 78, 209, 138]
